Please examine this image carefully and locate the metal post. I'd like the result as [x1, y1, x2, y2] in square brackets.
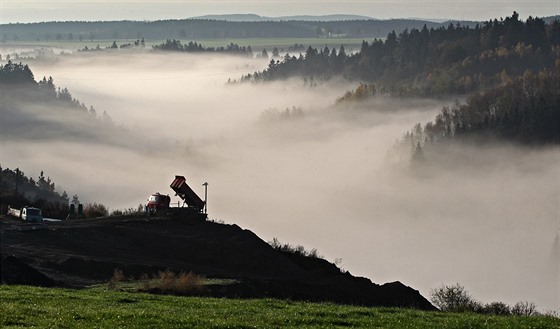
[202, 182, 208, 214]
[15, 168, 19, 195]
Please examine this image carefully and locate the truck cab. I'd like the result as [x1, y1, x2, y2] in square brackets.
[21, 207, 43, 222]
[146, 193, 170, 215]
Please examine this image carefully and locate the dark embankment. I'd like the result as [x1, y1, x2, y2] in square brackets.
[0, 215, 435, 310]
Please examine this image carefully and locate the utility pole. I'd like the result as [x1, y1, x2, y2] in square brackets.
[202, 182, 208, 214]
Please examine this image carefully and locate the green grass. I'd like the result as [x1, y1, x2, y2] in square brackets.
[1, 286, 558, 328]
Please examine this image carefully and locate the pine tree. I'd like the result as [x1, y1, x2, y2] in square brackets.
[411, 142, 425, 164]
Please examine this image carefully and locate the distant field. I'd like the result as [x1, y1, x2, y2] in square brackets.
[1, 285, 558, 328]
[1, 37, 369, 54]
[184, 37, 369, 51]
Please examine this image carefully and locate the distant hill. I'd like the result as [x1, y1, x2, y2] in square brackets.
[541, 15, 560, 24]
[192, 14, 374, 22]
[5, 14, 555, 44]
[276, 14, 375, 21]
[192, 14, 270, 22]
[0, 18, 476, 42]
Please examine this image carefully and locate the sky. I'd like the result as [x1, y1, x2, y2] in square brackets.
[0, 0, 559, 24]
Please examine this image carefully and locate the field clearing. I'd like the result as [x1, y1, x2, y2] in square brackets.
[1, 285, 558, 329]
[1, 37, 369, 54]
[181, 37, 369, 50]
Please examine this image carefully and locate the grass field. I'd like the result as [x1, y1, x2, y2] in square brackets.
[1, 285, 558, 328]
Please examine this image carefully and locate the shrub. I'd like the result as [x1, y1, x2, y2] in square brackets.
[430, 283, 482, 312]
[111, 204, 145, 217]
[155, 270, 176, 291]
[112, 268, 125, 282]
[107, 269, 204, 294]
[149, 270, 204, 294]
[430, 284, 543, 317]
[140, 273, 151, 290]
[108, 268, 125, 290]
[83, 202, 109, 218]
[511, 301, 538, 316]
[483, 302, 511, 315]
[268, 237, 321, 259]
[174, 272, 203, 293]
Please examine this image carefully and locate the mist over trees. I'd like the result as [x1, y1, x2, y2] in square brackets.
[236, 12, 560, 155]
[398, 68, 560, 164]
[1, 61, 100, 113]
[0, 61, 119, 143]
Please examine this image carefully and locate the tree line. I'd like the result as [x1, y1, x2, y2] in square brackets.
[0, 166, 71, 218]
[244, 12, 559, 97]
[0, 61, 114, 128]
[75, 39, 261, 58]
[153, 39, 254, 56]
[0, 166, 120, 219]
[78, 38, 146, 52]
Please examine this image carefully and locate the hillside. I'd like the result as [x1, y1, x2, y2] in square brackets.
[0, 214, 434, 310]
[192, 14, 374, 22]
[0, 18, 461, 41]
[247, 12, 559, 96]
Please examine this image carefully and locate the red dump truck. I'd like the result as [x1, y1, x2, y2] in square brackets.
[169, 175, 205, 211]
[145, 193, 171, 215]
[146, 175, 205, 216]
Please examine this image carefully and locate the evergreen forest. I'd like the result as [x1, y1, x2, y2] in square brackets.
[245, 13, 559, 96]
[0, 61, 126, 145]
[400, 69, 559, 161]
[240, 13, 560, 152]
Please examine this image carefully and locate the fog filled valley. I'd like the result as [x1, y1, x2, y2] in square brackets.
[1, 47, 558, 313]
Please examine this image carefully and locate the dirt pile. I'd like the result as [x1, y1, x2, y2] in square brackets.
[1, 255, 55, 287]
[0, 215, 435, 310]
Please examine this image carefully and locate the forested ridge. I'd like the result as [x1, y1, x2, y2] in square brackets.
[1, 18, 472, 42]
[246, 13, 559, 96]
[0, 61, 123, 145]
[0, 61, 109, 120]
[401, 69, 559, 155]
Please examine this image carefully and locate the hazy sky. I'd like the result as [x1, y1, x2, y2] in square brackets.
[1, 0, 559, 23]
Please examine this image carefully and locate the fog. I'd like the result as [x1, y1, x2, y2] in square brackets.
[1, 51, 558, 312]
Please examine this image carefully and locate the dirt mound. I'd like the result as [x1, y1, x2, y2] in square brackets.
[1, 255, 55, 287]
[0, 215, 435, 310]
